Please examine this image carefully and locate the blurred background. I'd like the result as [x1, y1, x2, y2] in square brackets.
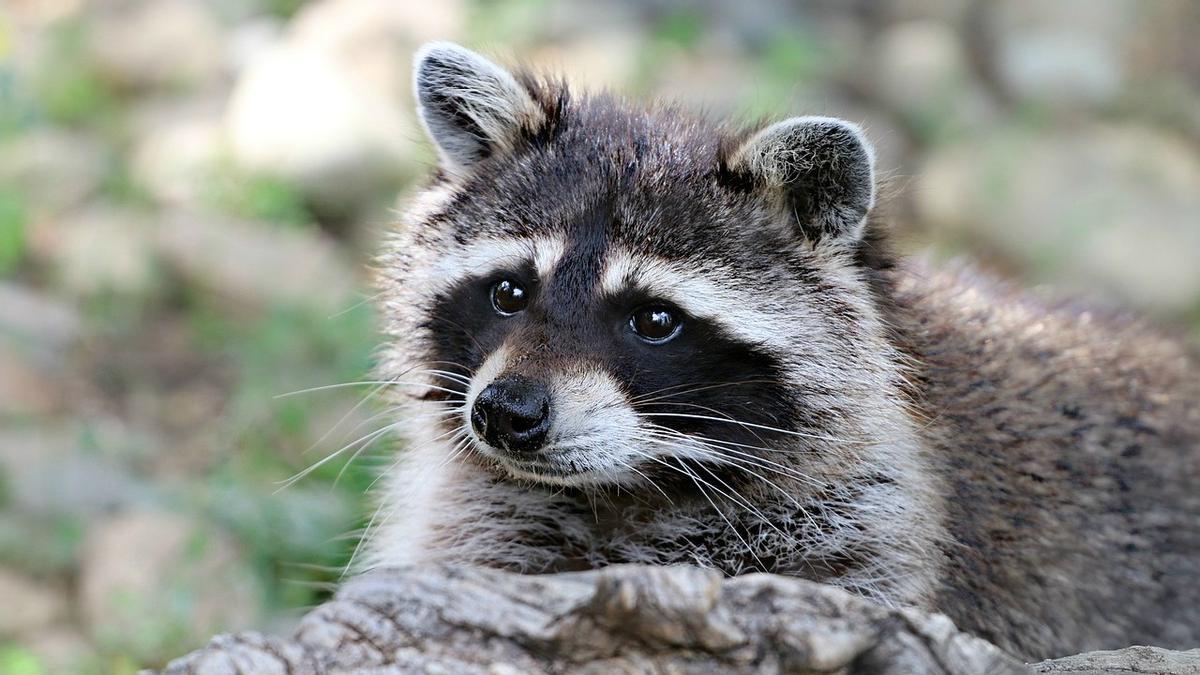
[0, 0, 1197, 672]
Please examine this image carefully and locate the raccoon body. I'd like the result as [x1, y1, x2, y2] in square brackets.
[366, 43, 1200, 659]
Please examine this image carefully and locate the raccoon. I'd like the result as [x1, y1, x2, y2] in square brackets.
[364, 42, 1200, 660]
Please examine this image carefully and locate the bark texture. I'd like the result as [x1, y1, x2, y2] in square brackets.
[157, 565, 1198, 675]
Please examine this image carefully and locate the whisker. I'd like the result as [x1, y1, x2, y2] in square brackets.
[641, 412, 861, 444]
[630, 379, 782, 404]
[424, 369, 472, 384]
[612, 456, 674, 504]
[638, 400, 775, 447]
[365, 426, 468, 491]
[345, 494, 385, 577]
[639, 433, 810, 498]
[424, 315, 488, 354]
[276, 421, 401, 492]
[300, 380, 393, 457]
[691, 460, 791, 538]
[326, 290, 385, 320]
[643, 452, 767, 571]
[641, 425, 822, 487]
[274, 379, 467, 399]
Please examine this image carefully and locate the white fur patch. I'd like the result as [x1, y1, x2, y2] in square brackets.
[428, 236, 566, 296]
[600, 247, 797, 353]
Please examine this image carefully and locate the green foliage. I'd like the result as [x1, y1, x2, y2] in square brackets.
[759, 28, 827, 85]
[466, 0, 552, 45]
[0, 68, 38, 139]
[201, 162, 314, 227]
[0, 513, 85, 578]
[99, 158, 154, 207]
[29, 20, 119, 130]
[653, 8, 704, 51]
[0, 188, 28, 275]
[0, 645, 48, 675]
[739, 28, 835, 119]
[264, 0, 309, 19]
[186, 299, 378, 608]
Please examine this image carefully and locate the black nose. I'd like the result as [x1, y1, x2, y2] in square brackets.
[471, 376, 552, 454]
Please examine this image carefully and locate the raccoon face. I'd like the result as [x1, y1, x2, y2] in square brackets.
[380, 43, 882, 489]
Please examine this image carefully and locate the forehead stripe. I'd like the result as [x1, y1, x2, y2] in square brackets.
[601, 248, 795, 353]
[428, 236, 566, 292]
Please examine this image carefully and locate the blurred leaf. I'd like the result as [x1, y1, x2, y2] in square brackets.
[0, 13, 11, 58]
[201, 474, 360, 609]
[201, 162, 313, 227]
[760, 28, 828, 88]
[0, 188, 28, 274]
[99, 158, 154, 207]
[0, 645, 47, 675]
[466, 0, 551, 45]
[654, 9, 704, 51]
[0, 514, 86, 576]
[30, 20, 119, 129]
[182, 298, 377, 610]
[0, 68, 38, 138]
[264, 0, 309, 19]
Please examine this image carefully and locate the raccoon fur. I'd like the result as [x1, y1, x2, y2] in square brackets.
[363, 42, 1200, 660]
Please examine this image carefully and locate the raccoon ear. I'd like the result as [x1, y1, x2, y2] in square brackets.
[725, 116, 876, 243]
[413, 42, 545, 173]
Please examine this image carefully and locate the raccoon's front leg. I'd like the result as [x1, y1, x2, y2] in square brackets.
[364, 443, 594, 572]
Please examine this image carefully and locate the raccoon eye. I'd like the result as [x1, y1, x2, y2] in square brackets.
[630, 306, 681, 343]
[491, 279, 528, 315]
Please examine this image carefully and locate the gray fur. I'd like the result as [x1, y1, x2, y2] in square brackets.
[728, 116, 876, 241]
[364, 43, 1200, 661]
[413, 42, 545, 173]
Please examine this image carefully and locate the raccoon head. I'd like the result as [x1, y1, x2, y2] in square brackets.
[379, 42, 895, 491]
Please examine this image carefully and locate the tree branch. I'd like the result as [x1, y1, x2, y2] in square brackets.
[158, 565, 1199, 674]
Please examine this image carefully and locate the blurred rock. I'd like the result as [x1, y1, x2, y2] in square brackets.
[130, 98, 226, 205]
[0, 0, 84, 26]
[156, 211, 356, 312]
[873, 20, 993, 135]
[533, 29, 644, 89]
[642, 46, 759, 114]
[0, 284, 80, 415]
[53, 204, 158, 298]
[80, 511, 262, 663]
[0, 425, 149, 517]
[876, 20, 964, 104]
[916, 123, 1200, 313]
[0, 512, 85, 578]
[23, 625, 96, 674]
[0, 283, 81, 357]
[0, 342, 66, 416]
[0, 129, 108, 217]
[881, 0, 971, 24]
[223, 16, 284, 75]
[85, 0, 224, 91]
[224, 44, 408, 218]
[0, 568, 69, 637]
[290, 0, 465, 47]
[991, 0, 1138, 109]
[225, 0, 465, 217]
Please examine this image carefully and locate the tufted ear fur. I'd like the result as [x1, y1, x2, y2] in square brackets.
[413, 42, 546, 174]
[725, 116, 876, 243]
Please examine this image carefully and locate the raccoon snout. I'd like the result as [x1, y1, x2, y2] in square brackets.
[470, 376, 552, 454]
